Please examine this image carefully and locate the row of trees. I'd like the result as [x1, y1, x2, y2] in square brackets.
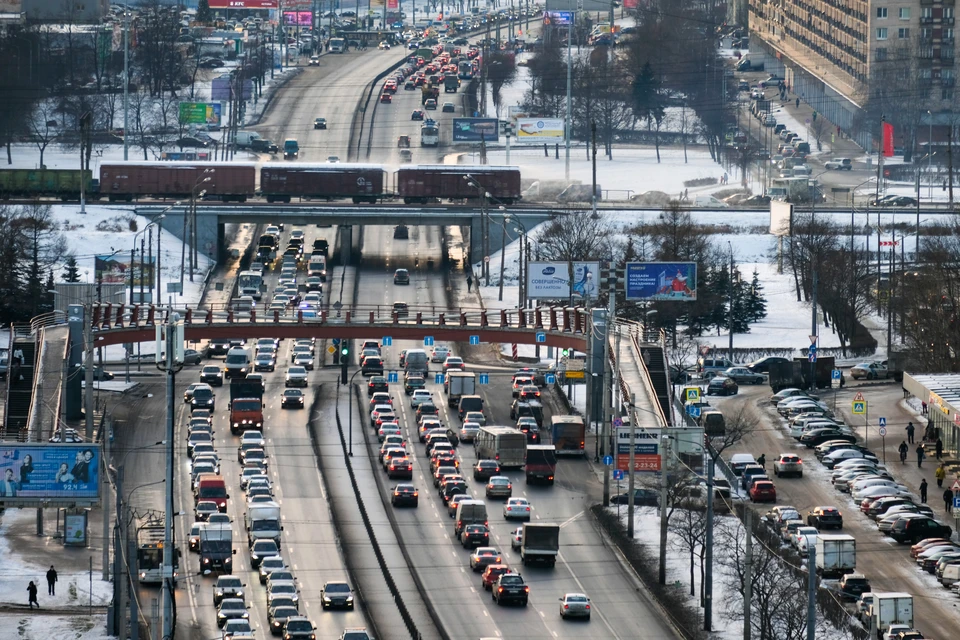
[0, 205, 63, 323]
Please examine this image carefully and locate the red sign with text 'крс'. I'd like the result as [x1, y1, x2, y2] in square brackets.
[208, 0, 279, 9]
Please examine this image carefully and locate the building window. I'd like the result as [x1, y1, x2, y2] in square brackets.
[899, 28, 910, 38]
[920, 45, 935, 58]
[920, 68, 933, 79]
[942, 88, 954, 100]
[944, 69, 955, 80]
[922, 7, 933, 18]
[876, 47, 888, 61]
[877, 28, 889, 40]
[900, 7, 911, 19]
[946, 8, 955, 19]
[922, 27, 933, 39]
[877, 7, 888, 18]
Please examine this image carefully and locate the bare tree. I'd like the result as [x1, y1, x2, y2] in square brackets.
[533, 211, 617, 262]
[668, 503, 707, 598]
[707, 404, 758, 460]
[26, 100, 61, 169]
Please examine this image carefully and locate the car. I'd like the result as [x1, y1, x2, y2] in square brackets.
[254, 353, 276, 372]
[800, 428, 855, 448]
[293, 352, 315, 370]
[609, 488, 660, 506]
[180, 348, 203, 365]
[773, 453, 802, 478]
[214, 575, 245, 605]
[706, 376, 738, 396]
[850, 362, 889, 380]
[285, 366, 308, 387]
[722, 366, 765, 385]
[281, 389, 304, 409]
[749, 480, 777, 502]
[469, 547, 503, 572]
[196, 500, 220, 521]
[443, 356, 465, 370]
[379, 93, 392, 103]
[880, 196, 918, 207]
[837, 573, 870, 600]
[313, 117, 327, 129]
[368, 376, 389, 395]
[503, 497, 532, 520]
[391, 484, 419, 507]
[890, 517, 953, 544]
[399, 149, 413, 163]
[393, 268, 410, 284]
[485, 476, 512, 499]
[424, 98, 437, 109]
[258, 556, 286, 585]
[393, 301, 409, 316]
[267, 580, 300, 607]
[460, 422, 480, 442]
[387, 456, 413, 479]
[492, 572, 528, 606]
[308, 55, 320, 66]
[442, 101, 455, 112]
[282, 616, 315, 639]
[559, 592, 591, 619]
[460, 524, 490, 548]
[410, 390, 432, 408]
[824, 157, 853, 170]
[320, 581, 354, 609]
[221, 618, 254, 637]
[431, 345, 451, 362]
[339, 630, 372, 640]
[250, 539, 280, 569]
[481, 564, 511, 590]
[807, 506, 843, 529]
[411, 109, 425, 120]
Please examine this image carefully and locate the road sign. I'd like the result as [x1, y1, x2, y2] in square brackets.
[685, 388, 700, 402]
[687, 405, 702, 418]
[478, 373, 490, 385]
[613, 418, 623, 427]
[879, 417, 887, 427]
[382, 336, 393, 347]
[809, 334, 818, 344]
[831, 369, 842, 380]
[612, 469, 624, 481]
[332, 338, 341, 346]
[602, 455, 613, 466]
[853, 391, 865, 402]
[469, 335, 480, 345]
[535, 331, 546, 343]
[545, 374, 556, 385]
[327, 345, 336, 354]
[852, 401, 866, 415]
[388, 371, 399, 383]
[484, 256, 490, 263]
[809, 353, 817, 362]
[424, 336, 435, 347]
[333, 301, 342, 311]
[879, 426, 887, 437]
[953, 479, 960, 491]
[435, 373, 445, 384]
[564, 370, 585, 379]
[954, 497, 960, 509]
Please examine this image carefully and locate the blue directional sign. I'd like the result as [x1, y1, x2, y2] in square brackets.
[382, 336, 393, 347]
[809, 353, 817, 362]
[879, 417, 887, 427]
[687, 404, 701, 418]
[424, 336, 435, 347]
[831, 369, 842, 380]
[535, 331, 546, 343]
[469, 335, 480, 345]
[612, 469, 625, 481]
[954, 497, 960, 509]
[435, 373, 445, 384]
[388, 371, 399, 383]
[545, 374, 556, 385]
[602, 455, 614, 467]
[332, 338, 340, 346]
[478, 373, 490, 385]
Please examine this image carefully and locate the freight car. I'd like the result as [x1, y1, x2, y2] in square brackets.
[395, 165, 521, 204]
[0, 169, 99, 201]
[259, 163, 387, 203]
[99, 162, 257, 202]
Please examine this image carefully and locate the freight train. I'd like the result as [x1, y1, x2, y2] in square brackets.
[0, 163, 522, 205]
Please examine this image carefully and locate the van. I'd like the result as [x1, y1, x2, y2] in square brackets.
[308, 256, 326, 281]
[697, 356, 735, 378]
[699, 410, 726, 436]
[940, 563, 960, 587]
[235, 131, 263, 149]
[792, 165, 811, 177]
[283, 138, 299, 159]
[454, 500, 488, 535]
[194, 474, 229, 511]
[224, 347, 251, 379]
[793, 141, 811, 155]
[404, 348, 428, 373]
[693, 195, 730, 208]
[458, 395, 484, 420]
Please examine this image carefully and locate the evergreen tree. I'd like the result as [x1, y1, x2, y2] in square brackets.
[745, 268, 768, 323]
[706, 264, 731, 334]
[197, 0, 212, 23]
[40, 270, 55, 314]
[62, 254, 81, 282]
[729, 269, 751, 333]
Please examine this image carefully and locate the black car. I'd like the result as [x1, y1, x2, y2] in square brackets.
[441, 480, 468, 503]
[281, 389, 304, 409]
[216, 598, 249, 628]
[492, 573, 528, 606]
[837, 573, 871, 600]
[391, 484, 419, 507]
[283, 617, 316, 639]
[200, 366, 224, 386]
[268, 605, 299, 636]
[807, 506, 843, 530]
[367, 376, 389, 395]
[460, 524, 490, 549]
[361, 356, 384, 376]
[706, 376, 738, 396]
[473, 460, 500, 481]
[609, 488, 659, 506]
[404, 375, 425, 394]
[394, 268, 410, 284]
[207, 339, 232, 357]
[191, 387, 216, 411]
[800, 429, 855, 448]
[746, 356, 789, 374]
[320, 581, 355, 609]
[250, 539, 280, 568]
[890, 517, 952, 543]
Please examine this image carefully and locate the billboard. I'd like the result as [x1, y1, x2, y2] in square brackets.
[452, 118, 499, 143]
[615, 426, 661, 472]
[0, 444, 102, 506]
[96, 254, 154, 287]
[526, 262, 600, 300]
[543, 10, 574, 25]
[625, 262, 698, 302]
[769, 201, 793, 236]
[208, 0, 278, 8]
[283, 11, 313, 26]
[516, 117, 565, 144]
[179, 102, 222, 126]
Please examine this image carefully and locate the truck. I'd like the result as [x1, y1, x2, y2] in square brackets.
[815, 534, 856, 578]
[885, 346, 918, 382]
[525, 445, 557, 485]
[229, 379, 264, 435]
[445, 371, 476, 407]
[421, 83, 440, 104]
[443, 74, 460, 92]
[245, 501, 282, 546]
[768, 356, 836, 392]
[257, 233, 278, 263]
[198, 522, 234, 575]
[869, 592, 913, 638]
[520, 522, 560, 567]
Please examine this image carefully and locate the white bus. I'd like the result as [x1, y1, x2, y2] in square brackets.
[475, 426, 527, 468]
[550, 415, 586, 456]
[237, 270, 263, 300]
[329, 37, 345, 53]
[421, 124, 439, 147]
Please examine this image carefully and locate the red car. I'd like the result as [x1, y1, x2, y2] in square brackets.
[749, 480, 777, 502]
[481, 564, 510, 590]
[380, 93, 392, 103]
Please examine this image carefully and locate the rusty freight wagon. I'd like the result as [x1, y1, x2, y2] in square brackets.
[395, 165, 521, 204]
[259, 164, 387, 203]
[99, 162, 257, 202]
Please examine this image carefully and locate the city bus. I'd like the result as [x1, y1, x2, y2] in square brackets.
[551, 415, 586, 457]
[420, 124, 440, 147]
[137, 521, 180, 585]
[475, 426, 527, 468]
[329, 37, 345, 53]
[237, 270, 263, 300]
[458, 60, 474, 80]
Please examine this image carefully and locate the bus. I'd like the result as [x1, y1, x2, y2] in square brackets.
[550, 415, 586, 457]
[237, 270, 263, 300]
[329, 37, 345, 53]
[137, 521, 180, 585]
[420, 124, 440, 147]
[475, 426, 527, 468]
[458, 61, 474, 80]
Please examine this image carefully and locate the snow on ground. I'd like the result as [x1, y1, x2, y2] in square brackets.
[0, 614, 111, 640]
[81, 380, 141, 393]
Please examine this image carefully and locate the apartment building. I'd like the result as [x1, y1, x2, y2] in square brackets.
[747, 0, 956, 151]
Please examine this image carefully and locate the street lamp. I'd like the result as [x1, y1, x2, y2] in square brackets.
[504, 215, 529, 308]
[463, 175, 490, 285]
[132, 214, 168, 306]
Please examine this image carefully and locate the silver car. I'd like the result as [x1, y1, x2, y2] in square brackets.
[559, 592, 591, 620]
[723, 366, 765, 385]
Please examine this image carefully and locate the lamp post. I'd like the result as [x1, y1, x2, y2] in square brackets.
[123, 6, 131, 160]
[927, 109, 933, 201]
[464, 175, 490, 285]
[504, 215, 529, 308]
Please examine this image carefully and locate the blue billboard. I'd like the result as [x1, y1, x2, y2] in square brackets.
[0, 444, 102, 506]
[625, 262, 698, 302]
[452, 118, 499, 143]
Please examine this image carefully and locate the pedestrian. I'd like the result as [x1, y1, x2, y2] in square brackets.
[936, 437, 944, 459]
[916, 443, 925, 467]
[46, 566, 57, 596]
[684, 187, 689, 200]
[922, 400, 928, 415]
[12, 346, 24, 381]
[920, 478, 928, 503]
[795, 97, 800, 109]
[466, 273, 473, 292]
[944, 488, 954, 514]
[836, 125, 841, 137]
[723, 172, 728, 185]
[935, 462, 946, 488]
[27, 581, 38, 609]
[898, 440, 909, 463]
[756, 453, 766, 468]
[906, 421, 915, 444]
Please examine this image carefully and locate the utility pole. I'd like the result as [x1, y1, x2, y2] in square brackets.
[728, 241, 734, 359]
[658, 431, 670, 584]
[102, 415, 111, 581]
[807, 543, 817, 640]
[84, 315, 94, 441]
[160, 315, 181, 640]
[704, 456, 715, 631]
[601, 271, 616, 506]
[626, 393, 637, 537]
[744, 507, 753, 640]
[114, 466, 125, 640]
[123, 8, 129, 160]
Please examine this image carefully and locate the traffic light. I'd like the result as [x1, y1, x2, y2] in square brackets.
[340, 341, 349, 385]
[561, 348, 570, 358]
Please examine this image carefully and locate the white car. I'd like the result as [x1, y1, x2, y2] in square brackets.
[285, 366, 308, 387]
[240, 431, 265, 448]
[510, 526, 523, 550]
[792, 526, 818, 556]
[503, 497, 532, 520]
[301, 292, 322, 308]
[850, 362, 889, 380]
[460, 422, 480, 442]
[410, 390, 433, 408]
[431, 346, 451, 362]
[443, 356, 465, 370]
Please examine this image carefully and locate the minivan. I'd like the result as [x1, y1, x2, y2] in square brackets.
[458, 395, 483, 420]
[404, 348, 428, 373]
[699, 410, 726, 436]
[697, 356, 735, 378]
[224, 347, 251, 379]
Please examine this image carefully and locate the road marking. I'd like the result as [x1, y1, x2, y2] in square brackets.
[558, 550, 621, 639]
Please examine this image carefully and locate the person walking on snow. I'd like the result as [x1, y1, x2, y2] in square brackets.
[795, 97, 800, 109]
[944, 488, 954, 514]
[936, 463, 946, 488]
[466, 274, 473, 292]
[906, 421, 915, 444]
[46, 566, 57, 596]
[920, 478, 928, 503]
[916, 443, 925, 467]
[27, 581, 38, 609]
[936, 437, 944, 460]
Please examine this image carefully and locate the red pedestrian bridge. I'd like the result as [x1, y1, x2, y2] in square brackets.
[86, 303, 594, 350]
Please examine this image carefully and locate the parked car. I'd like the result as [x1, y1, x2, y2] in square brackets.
[706, 376, 738, 396]
[772, 453, 803, 478]
[723, 367, 765, 385]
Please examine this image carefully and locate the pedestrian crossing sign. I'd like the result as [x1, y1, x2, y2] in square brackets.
[853, 391, 865, 402]
[685, 388, 700, 402]
[852, 401, 866, 415]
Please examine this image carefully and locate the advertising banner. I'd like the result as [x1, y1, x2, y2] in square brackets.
[625, 262, 698, 302]
[0, 444, 102, 506]
[452, 118, 499, 142]
[615, 426, 661, 472]
[208, 0, 278, 8]
[388, 0, 399, 7]
[516, 117, 565, 143]
[769, 201, 793, 236]
[96, 254, 154, 287]
[283, 11, 313, 26]
[526, 262, 600, 300]
[178, 102, 222, 126]
[543, 10, 574, 25]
